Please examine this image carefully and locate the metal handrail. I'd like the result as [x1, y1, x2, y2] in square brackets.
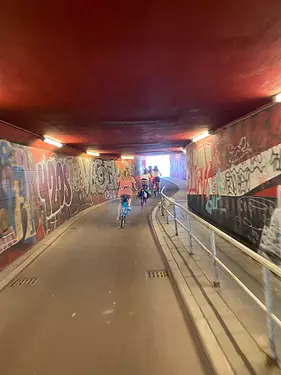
[160, 186, 281, 365]
[161, 187, 281, 279]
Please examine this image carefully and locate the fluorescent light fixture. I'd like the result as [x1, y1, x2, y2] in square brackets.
[273, 93, 281, 103]
[121, 155, 134, 160]
[43, 136, 63, 148]
[192, 131, 209, 143]
[87, 150, 100, 156]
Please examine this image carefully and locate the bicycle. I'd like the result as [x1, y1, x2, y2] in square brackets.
[120, 195, 130, 228]
[139, 184, 149, 206]
[148, 176, 154, 192]
[153, 179, 160, 197]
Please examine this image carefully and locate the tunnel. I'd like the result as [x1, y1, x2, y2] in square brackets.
[0, 2, 281, 374]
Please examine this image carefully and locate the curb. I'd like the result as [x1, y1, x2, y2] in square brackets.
[0, 198, 118, 292]
[151, 205, 234, 375]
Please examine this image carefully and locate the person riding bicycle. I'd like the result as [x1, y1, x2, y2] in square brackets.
[152, 165, 162, 187]
[141, 168, 151, 188]
[148, 166, 154, 189]
[117, 168, 136, 219]
[138, 168, 151, 200]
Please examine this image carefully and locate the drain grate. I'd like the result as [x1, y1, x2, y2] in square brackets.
[10, 277, 38, 287]
[146, 270, 169, 279]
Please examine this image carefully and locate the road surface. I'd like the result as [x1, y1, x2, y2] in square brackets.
[0, 181, 213, 375]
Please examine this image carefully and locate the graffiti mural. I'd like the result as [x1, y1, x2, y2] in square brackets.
[186, 105, 281, 263]
[0, 140, 39, 256]
[0, 139, 136, 270]
[170, 153, 187, 180]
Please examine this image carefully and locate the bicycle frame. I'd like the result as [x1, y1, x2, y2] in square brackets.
[120, 196, 129, 228]
[153, 179, 160, 196]
[140, 184, 148, 206]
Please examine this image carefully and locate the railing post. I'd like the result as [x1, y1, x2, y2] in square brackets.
[165, 199, 169, 224]
[186, 213, 194, 255]
[263, 266, 277, 366]
[173, 203, 178, 236]
[161, 194, 164, 216]
[262, 185, 279, 366]
[210, 230, 220, 288]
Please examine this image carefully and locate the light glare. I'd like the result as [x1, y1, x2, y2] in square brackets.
[273, 93, 281, 103]
[44, 137, 63, 148]
[87, 150, 100, 156]
[192, 131, 209, 143]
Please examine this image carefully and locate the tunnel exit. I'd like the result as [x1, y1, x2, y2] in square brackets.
[145, 155, 170, 177]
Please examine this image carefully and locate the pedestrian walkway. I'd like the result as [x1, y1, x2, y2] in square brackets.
[0, 181, 212, 375]
[158, 178, 281, 375]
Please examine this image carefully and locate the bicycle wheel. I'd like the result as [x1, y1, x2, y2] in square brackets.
[141, 194, 144, 206]
[120, 216, 125, 228]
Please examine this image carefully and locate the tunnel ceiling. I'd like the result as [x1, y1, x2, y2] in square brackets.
[1, 1, 281, 154]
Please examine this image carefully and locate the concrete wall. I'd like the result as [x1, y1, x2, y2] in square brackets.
[186, 104, 281, 260]
[170, 153, 187, 180]
[0, 138, 136, 270]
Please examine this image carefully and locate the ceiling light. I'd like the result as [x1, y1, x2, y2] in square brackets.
[192, 131, 209, 143]
[121, 155, 134, 160]
[273, 93, 281, 103]
[43, 136, 63, 148]
[87, 150, 100, 156]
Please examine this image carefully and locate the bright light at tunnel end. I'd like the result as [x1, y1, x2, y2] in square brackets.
[192, 131, 209, 143]
[43, 136, 63, 148]
[87, 150, 100, 156]
[121, 155, 134, 160]
[273, 93, 281, 103]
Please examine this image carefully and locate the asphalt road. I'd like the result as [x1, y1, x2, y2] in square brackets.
[0, 181, 213, 375]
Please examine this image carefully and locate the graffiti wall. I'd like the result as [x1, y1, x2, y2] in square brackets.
[186, 105, 281, 263]
[170, 153, 187, 180]
[0, 139, 136, 270]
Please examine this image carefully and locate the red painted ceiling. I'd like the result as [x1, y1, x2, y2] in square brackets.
[0, 1, 281, 154]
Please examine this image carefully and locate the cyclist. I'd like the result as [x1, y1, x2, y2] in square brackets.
[141, 168, 151, 188]
[148, 166, 154, 190]
[117, 168, 136, 219]
[138, 168, 151, 201]
[152, 165, 162, 188]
